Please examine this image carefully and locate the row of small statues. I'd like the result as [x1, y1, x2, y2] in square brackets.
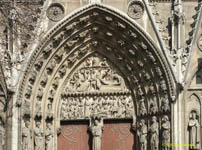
[22, 121, 53, 150]
[60, 95, 134, 120]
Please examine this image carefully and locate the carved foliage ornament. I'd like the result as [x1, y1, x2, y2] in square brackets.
[47, 3, 65, 22]
[128, 0, 145, 19]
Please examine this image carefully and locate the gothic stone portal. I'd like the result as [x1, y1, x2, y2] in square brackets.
[58, 54, 135, 150]
[19, 5, 173, 150]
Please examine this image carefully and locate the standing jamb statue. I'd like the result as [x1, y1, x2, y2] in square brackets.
[34, 121, 43, 150]
[188, 111, 200, 150]
[137, 119, 148, 150]
[149, 116, 159, 150]
[22, 121, 32, 150]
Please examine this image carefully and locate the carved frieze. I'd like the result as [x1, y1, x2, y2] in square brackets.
[60, 94, 134, 120]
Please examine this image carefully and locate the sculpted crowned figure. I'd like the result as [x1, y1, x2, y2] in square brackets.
[22, 121, 32, 150]
[188, 111, 200, 150]
[149, 116, 159, 150]
[162, 115, 170, 150]
[137, 119, 148, 150]
[34, 121, 43, 150]
[89, 116, 104, 150]
[45, 123, 53, 150]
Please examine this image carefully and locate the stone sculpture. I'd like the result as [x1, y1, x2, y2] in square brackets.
[89, 116, 104, 150]
[188, 111, 200, 150]
[149, 116, 159, 150]
[139, 99, 147, 116]
[137, 119, 147, 150]
[162, 115, 170, 150]
[34, 121, 43, 150]
[22, 121, 31, 150]
[45, 123, 53, 150]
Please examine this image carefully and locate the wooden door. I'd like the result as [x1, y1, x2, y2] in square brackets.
[58, 120, 135, 150]
[58, 121, 90, 150]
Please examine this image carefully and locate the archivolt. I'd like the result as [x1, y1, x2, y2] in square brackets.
[15, 3, 175, 149]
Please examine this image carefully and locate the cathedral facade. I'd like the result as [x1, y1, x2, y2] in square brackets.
[0, 0, 202, 150]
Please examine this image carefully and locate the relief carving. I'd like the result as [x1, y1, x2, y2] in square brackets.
[65, 54, 126, 93]
[60, 95, 134, 120]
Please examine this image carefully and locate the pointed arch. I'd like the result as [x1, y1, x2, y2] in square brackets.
[15, 3, 175, 150]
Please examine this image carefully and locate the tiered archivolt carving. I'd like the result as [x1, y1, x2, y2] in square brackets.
[17, 5, 174, 150]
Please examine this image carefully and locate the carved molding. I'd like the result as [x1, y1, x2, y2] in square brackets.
[16, 4, 174, 150]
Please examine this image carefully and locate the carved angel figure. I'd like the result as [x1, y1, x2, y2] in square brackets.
[89, 116, 104, 150]
[22, 121, 32, 150]
[34, 121, 43, 150]
[188, 111, 200, 150]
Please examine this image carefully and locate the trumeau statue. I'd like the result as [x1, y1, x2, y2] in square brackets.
[149, 116, 159, 150]
[34, 121, 43, 150]
[22, 121, 32, 150]
[137, 119, 147, 150]
[188, 111, 200, 150]
[89, 116, 104, 150]
[162, 115, 170, 150]
[45, 123, 53, 150]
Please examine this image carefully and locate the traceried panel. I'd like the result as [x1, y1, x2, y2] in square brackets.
[64, 53, 127, 93]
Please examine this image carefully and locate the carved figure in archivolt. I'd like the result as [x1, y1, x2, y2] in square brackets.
[149, 96, 158, 114]
[139, 99, 147, 116]
[161, 95, 170, 112]
[45, 123, 53, 150]
[137, 119, 148, 150]
[65, 54, 126, 93]
[60, 95, 134, 120]
[161, 115, 170, 150]
[188, 111, 200, 150]
[22, 121, 32, 150]
[149, 116, 159, 150]
[89, 116, 104, 150]
[34, 121, 43, 150]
